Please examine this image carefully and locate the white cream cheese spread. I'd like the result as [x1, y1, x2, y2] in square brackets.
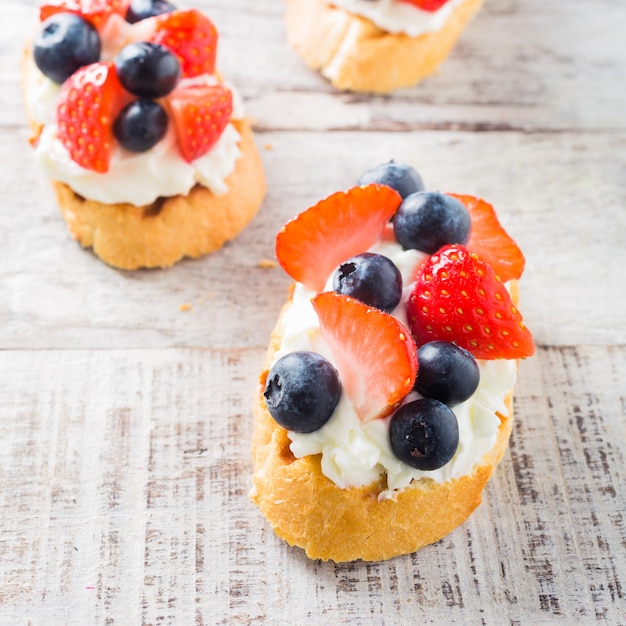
[273, 237, 517, 496]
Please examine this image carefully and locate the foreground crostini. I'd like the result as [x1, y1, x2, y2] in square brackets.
[251, 162, 533, 562]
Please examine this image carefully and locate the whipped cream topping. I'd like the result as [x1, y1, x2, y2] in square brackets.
[26, 14, 245, 206]
[329, 0, 468, 37]
[273, 238, 517, 497]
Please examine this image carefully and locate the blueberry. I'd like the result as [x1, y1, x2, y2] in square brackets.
[332, 252, 402, 313]
[126, 0, 177, 23]
[415, 341, 480, 406]
[115, 42, 180, 98]
[357, 161, 425, 199]
[113, 100, 168, 153]
[389, 399, 459, 471]
[33, 13, 101, 85]
[264, 352, 342, 433]
[393, 191, 471, 253]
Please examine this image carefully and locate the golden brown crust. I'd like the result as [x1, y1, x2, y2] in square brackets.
[50, 119, 266, 270]
[251, 285, 516, 562]
[285, 0, 483, 93]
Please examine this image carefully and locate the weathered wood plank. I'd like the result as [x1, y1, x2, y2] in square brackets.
[1, 0, 625, 623]
[0, 347, 623, 624]
[4, 0, 626, 131]
[0, 128, 624, 350]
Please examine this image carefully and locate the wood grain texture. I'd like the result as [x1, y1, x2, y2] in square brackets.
[0, 349, 624, 624]
[1, 0, 625, 623]
[1, 129, 624, 349]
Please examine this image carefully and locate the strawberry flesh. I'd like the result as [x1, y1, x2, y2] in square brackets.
[56, 61, 125, 173]
[150, 9, 218, 77]
[451, 193, 525, 283]
[399, 0, 449, 11]
[313, 292, 418, 423]
[168, 83, 233, 163]
[275, 184, 402, 292]
[407, 245, 534, 360]
[40, 0, 129, 29]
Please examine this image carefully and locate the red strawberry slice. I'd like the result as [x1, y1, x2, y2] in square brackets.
[150, 9, 218, 77]
[399, 0, 449, 11]
[56, 62, 125, 173]
[40, 0, 128, 29]
[168, 83, 233, 163]
[407, 245, 534, 359]
[313, 292, 418, 423]
[450, 193, 525, 283]
[276, 185, 402, 292]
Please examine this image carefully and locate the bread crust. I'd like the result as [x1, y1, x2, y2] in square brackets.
[50, 119, 266, 270]
[285, 0, 483, 93]
[251, 285, 516, 562]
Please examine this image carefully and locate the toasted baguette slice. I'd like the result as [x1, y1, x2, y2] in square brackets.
[22, 43, 265, 270]
[251, 284, 516, 562]
[49, 119, 265, 270]
[285, 0, 483, 93]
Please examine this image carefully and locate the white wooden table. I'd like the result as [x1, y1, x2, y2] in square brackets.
[1, 0, 625, 624]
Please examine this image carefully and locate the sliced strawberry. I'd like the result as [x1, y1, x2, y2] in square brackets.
[407, 245, 534, 360]
[399, 0, 449, 11]
[40, 0, 128, 29]
[168, 83, 233, 163]
[150, 9, 218, 77]
[57, 62, 125, 173]
[276, 185, 402, 292]
[313, 292, 418, 423]
[450, 193, 525, 283]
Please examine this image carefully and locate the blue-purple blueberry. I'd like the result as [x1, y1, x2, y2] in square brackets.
[333, 252, 402, 313]
[34, 13, 101, 84]
[393, 191, 471, 253]
[115, 41, 180, 98]
[264, 351, 342, 433]
[113, 99, 169, 152]
[357, 161, 425, 199]
[126, 0, 177, 23]
[389, 398, 459, 470]
[414, 341, 480, 406]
